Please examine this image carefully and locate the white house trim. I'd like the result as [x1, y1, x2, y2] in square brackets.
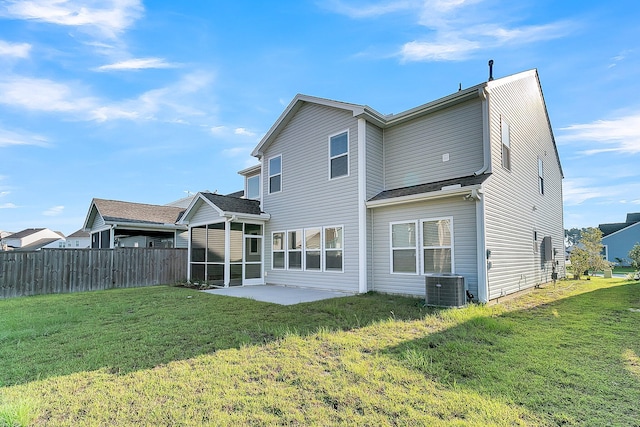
[357, 118, 367, 293]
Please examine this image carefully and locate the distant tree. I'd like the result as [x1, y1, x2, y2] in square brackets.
[564, 228, 584, 247]
[580, 227, 611, 273]
[569, 247, 590, 280]
[628, 243, 640, 270]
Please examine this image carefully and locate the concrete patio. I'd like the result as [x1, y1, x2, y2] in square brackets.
[202, 285, 353, 305]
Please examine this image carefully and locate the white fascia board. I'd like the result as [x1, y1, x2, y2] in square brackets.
[222, 212, 271, 221]
[82, 201, 99, 230]
[366, 185, 482, 209]
[111, 222, 187, 231]
[237, 163, 261, 176]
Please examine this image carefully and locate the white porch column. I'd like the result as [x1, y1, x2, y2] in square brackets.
[357, 118, 368, 293]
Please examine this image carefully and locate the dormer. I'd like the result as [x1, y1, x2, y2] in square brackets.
[238, 164, 262, 201]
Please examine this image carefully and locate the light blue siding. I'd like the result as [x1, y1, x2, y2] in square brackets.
[603, 223, 640, 264]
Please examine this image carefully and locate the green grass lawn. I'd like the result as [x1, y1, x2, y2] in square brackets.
[1, 279, 638, 426]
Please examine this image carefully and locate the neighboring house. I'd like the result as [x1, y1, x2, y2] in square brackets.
[599, 213, 640, 265]
[1, 228, 65, 251]
[64, 229, 91, 249]
[178, 68, 565, 303]
[83, 198, 188, 249]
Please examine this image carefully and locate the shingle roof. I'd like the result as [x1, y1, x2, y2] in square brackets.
[16, 238, 62, 251]
[5, 228, 46, 239]
[68, 229, 90, 238]
[226, 190, 245, 198]
[93, 199, 185, 225]
[200, 193, 263, 215]
[369, 174, 491, 202]
[599, 223, 631, 237]
[626, 213, 640, 223]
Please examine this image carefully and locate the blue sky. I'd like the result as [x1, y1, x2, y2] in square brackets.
[0, 0, 639, 236]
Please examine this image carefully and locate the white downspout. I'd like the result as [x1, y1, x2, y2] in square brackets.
[474, 87, 491, 176]
[357, 118, 368, 294]
[475, 86, 490, 302]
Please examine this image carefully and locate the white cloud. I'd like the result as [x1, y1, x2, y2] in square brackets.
[0, 76, 97, 114]
[558, 112, 640, 155]
[562, 179, 606, 206]
[0, 40, 31, 58]
[90, 71, 214, 122]
[0, 71, 215, 124]
[0, 191, 9, 197]
[0, 127, 49, 147]
[43, 205, 64, 216]
[222, 147, 250, 157]
[0, 0, 144, 38]
[321, 0, 416, 18]
[95, 57, 178, 71]
[234, 128, 256, 137]
[210, 126, 227, 135]
[326, 0, 573, 62]
[0, 203, 17, 209]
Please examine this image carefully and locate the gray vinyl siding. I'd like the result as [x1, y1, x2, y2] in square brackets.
[370, 196, 478, 297]
[602, 224, 640, 264]
[175, 230, 189, 248]
[366, 122, 384, 199]
[483, 72, 565, 300]
[365, 123, 384, 291]
[262, 102, 361, 293]
[87, 211, 106, 232]
[189, 199, 224, 225]
[383, 99, 484, 190]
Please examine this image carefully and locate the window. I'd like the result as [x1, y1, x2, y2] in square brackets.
[305, 228, 321, 270]
[269, 155, 282, 194]
[324, 227, 343, 271]
[501, 117, 511, 170]
[329, 131, 349, 179]
[538, 158, 544, 195]
[391, 221, 417, 274]
[272, 232, 285, 269]
[288, 230, 302, 269]
[272, 226, 343, 272]
[246, 175, 260, 200]
[421, 218, 452, 274]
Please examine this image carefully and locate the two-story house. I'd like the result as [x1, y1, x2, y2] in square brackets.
[178, 68, 565, 303]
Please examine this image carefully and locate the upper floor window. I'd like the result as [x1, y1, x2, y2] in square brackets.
[269, 155, 282, 194]
[501, 117, 511, 171]
[538, 158, 544, 195]
[246, 174, 260, 200]
[329, 131, 349, 179]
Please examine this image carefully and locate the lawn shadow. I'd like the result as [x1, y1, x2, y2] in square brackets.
[382, 281, 640, 426]
[0, 286, 428, 387]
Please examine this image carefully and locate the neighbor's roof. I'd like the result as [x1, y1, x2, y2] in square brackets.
[15, 237, 62, 251]
[67, 229, 90, 238]
[4, 228, 46, 239]
[369, 174, 491, 203]
[90, 198, 185, 225]
[200, 193, 263, 216]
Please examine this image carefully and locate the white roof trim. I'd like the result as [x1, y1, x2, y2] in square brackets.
[367, 185, 482, 208]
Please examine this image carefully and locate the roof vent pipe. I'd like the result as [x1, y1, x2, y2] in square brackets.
[488, 59, 494, 81]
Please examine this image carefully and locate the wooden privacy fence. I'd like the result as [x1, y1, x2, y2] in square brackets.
[0, 248, 188, 299]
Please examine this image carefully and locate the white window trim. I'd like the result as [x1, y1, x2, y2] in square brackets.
[287, 229, 303, 270]
[268, 154, 282, 194]
[246, 174, 261, 200]
[304, 228, 322, 272]
[538, 158, 544, 195]
[420, 216, 455, 275]
[323, 225, 344, 273]
[389, 220, 418, 275]
[328, 129, 350, 180]
[501, 117, 511, 171]
[272, 231, 286, 270]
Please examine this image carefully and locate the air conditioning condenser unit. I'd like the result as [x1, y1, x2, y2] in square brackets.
[425, 274, 465, 308]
